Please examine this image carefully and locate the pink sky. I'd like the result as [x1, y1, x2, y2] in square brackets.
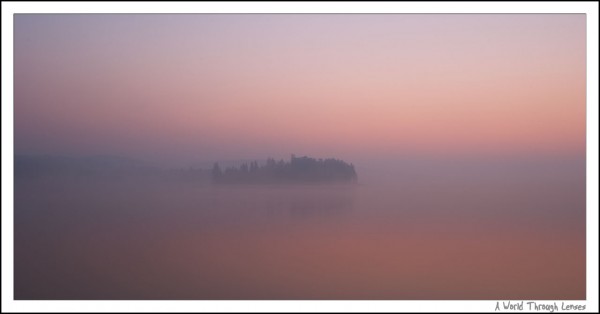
[14, 14, 586, 164]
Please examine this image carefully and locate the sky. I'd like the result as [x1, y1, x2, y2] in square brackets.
[13, 14, 586, 165]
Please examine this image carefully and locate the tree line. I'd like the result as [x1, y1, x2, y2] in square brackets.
[211, 155, 357, 184]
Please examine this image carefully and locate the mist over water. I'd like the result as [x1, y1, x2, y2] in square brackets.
[12, 13, 586, 300]
[14, 156, 585, 299]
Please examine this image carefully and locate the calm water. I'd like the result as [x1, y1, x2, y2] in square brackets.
[14, 161, 586, 299]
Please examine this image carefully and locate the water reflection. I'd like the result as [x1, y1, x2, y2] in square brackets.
[14, 175, 584, 300]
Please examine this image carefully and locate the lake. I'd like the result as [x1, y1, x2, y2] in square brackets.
[14, 159, 586, 299]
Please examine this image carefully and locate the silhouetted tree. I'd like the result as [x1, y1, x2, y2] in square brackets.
[211, 162, 222, 182]
[212, 155, 357, 184]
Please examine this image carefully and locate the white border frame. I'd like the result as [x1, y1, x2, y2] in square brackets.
[2, 2, 598, 313]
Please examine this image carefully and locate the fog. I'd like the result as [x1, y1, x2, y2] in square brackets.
[14, 155, 585, 299]
[12, 13, 586, 300]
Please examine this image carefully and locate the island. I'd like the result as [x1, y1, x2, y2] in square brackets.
[211, 155, 357, 184]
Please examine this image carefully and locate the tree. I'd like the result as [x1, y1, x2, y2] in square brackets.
[211, 162, 222, 182]
[212, 155, 357, 184]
